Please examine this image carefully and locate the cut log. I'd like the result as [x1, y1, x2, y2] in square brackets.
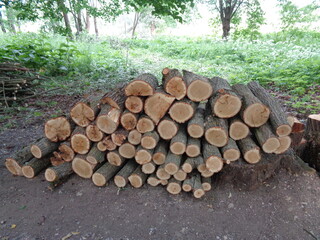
[58, 141, 75, 162]
[200, 168, 215, 178]
[253, 123, 280, 153]
[162, 68, 186, 100]
[173, 169, 187, 181]
[182, 175, 195, 192]
[182, 70, 213, 102]
[187, 103, 205, 138]
[114, 160, 138, 187]
[182, 156, 204, 173]
[70, 95, 101, 127]
[203, 140, 224, 173]
[157, 116, 179, 140]
[92, 162, 123, 187]
[141, 131, 160, 149]
[135, 145, 154, 165]
[45, 116, 74, 142]
[237, 135, 261, 164]
[156, 164, 171, 180]
[45, 162, 73, 183]
[164, 151, 182, 175]
[160, 179, 169, 186]
[5, 145, 34, 176]
[208, 77, 242, 118]
[120, 110, 138, 131]
[100, 86, 126, 110]
[107, 150, 126, 166]
[111, 128, 129, 146]
[86, 143, 105, 165]
[86, 123, 104, 142]
[186, 137, 201, 157]
[71, 126, 91, 154]
[128, 129, 142, 145]
[136, 115, 155, 133]
[221, 138, 240, 163]
[229, 117, 249, 140]
[248, 81, 292, 136]
[118, 142, 136, 159]
[96, 104, 121, 134]
[166, 178, 182, 195]
[289, 117, 305, 148]
[168, 98, 197, 123]
[30, 138, 59, 159]
[144, 87, 175, 124]
[274, 136, 291, 154]
[192, 173, 205, 198]
[72, 154, 98, 179]
[22, 156, 51, 178]
[170, 127, 187, 155]
[125, 96, 144, 113]
[50, 154, 64, 166]
[100, 135, 117, 151]
[204, 115, 228, 147]
[201, 177, 212, 192]
[142, 162, 156, 174]
[232, 84, 270, 127]
[152, 141, 169, 165]
[128, 166, 148, 188]
[147, 174, 161, 187]
[124, 73, 158, 96]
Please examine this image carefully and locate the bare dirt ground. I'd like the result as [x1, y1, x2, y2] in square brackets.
[1, 123, 320, 240]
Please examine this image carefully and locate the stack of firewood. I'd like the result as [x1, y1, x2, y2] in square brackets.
[5, 68, 297, 198]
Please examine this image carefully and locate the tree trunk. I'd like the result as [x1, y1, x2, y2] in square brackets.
[222, 18, 231, 39]
[85, 10, 90, 32]
[0, 11, 7, 33]
[57, 0, 72, 38]
[131, 12, 140, 38]
[93, 16, 99, 38]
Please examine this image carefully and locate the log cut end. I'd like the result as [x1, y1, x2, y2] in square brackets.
[71, 134, 91, 154]
[128, 175, 144, 188]
[157, 118, 178, 140]
[174, 169, 187, 181]
[274, 136, 291, 154]
[167, 180, 181, 195]
[119, 143, 136, 159]
[165, 77, 187, 100]
[223, 149, 240, 162]
[96, 109, 121, 134]
[152, 152, 166, 165]
[169, 101, 195, 123]
[187, 124, 204, 138]
[21, 166, 35, 179]
[30, 145, 42, 159]
[276, 124, 292, 137]
[72, 157, 93, 179]
[125, 96, 144, 113]
[213, 94, 242, 118]
[45, 117, 71, 142]
[114, 176, 126, 188]
[128, 130, 142, 145]
[45, 168, 58, 182]
[142, 162, 156, 174]
[206, 156, 224, 173]
[147, 176, 160, 186]
[262, 137, 280, 153]
[125, 80, 155, 96]
[107, 152, 124, 166]
[193, 189, 205, 199]
[120, 112, 137, 131]
[229, 121, 249, 140]
[186, 145, 200, 157]
[164, 163, 179, 175]
[70, 103, 95, 127]
[135, 149, 152, 164]
[243, 148, 261, 164]
[170, 142, 186, 155]
[205, 128, 228, 147]
[243, 103, 270, 127]
[187, 80, 213, 102]
[136, 117, 155, 133]
[156, 167, 171, 180]
[92, 173, 107, 187]
[59, 144, 75, 162]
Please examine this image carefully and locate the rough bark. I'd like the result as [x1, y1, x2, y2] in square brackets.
[71, 126, 91, 154]
[128, 166, 148, 188]
[152, 141, 168, 165]
[128, 129, 142, 145]
[136, 114, 155, 133]
[237, 135, 261, 164]
[253, 123, 280, 153]
[125, 96, 144, 113]
[118, 142, 136, 159]
[203, 140, 224, 173]
[182, 175, 195, 192]
[31, 138, 59, 159]
[192, 173, 205, 198]
[120, 110, 138, 131]
[100, 86, 126, 110]
[164, 151, 182, 175]
[45, 116, 74, 142]
[157, 116, 179, 140]
[45, 162, 73, 183]
[204, 115, 228, 147]
[114, 161, 138, 187]
[96, 104, 121, 134]
[141, 131, 160, 149]
[125, 73, 158, 96]
[168, 98, 197, 123]
[229, 117, 249, 140]
[86, 143, 105, 165]
[187, 103, 205, 138]
[201, 177, 212, 192]
[22, 156, 51, 179]
[186, 137, 201, 157]
[170, 127, 187, 155]
[5, 145, 34, 176]
[162, 68, 186, 100]
[92, 162, 123, 187]
[221, 138, 240, 163]
[135, 145, 154, 165]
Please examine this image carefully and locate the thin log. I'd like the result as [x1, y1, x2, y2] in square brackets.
[71, 126, 91, 154]
[92, 162, 123, 187]
[100, 86, 126, 110]
[221, 138, 240, 163]
[86, 143, 105, 165]
[170, 126, 187, 155]
[135, 145, 154, 164]
[111, 128, 129, 146]
[45, 162, 73, 183]
[186, 137, 201, 157]
[274, 136, 292, 154]
[141, 131, 160, 149]
[187, 103, 205, 138]
[58, 141, 75, 162]
[203, 140, 224, 173]
[152, 141, 168, 165]
[107, 150, 126, 166]
[5, 145, 34, 176]
[100, 135, 117, 151]
[30, 138, 59, 159]
[192, 173, 205, 198]
[120, 110, 138, 131]
[156, 164, 171, 180]
[72, 154, 99, 179]
[22, 156, 51, 178]
[173, 169, 187, 181]
[136, 114, 155, 133]
[147, 173, 161, 187]
[201, 177, 212, 192]
[96, 104, 121, 134]
[114, 160, 138, 187]
[128, 129, 142, 145]
[182, 175, 195, 192]
[128, 166, 148, 188]
[237, 135, 261, 164]
[142, 161, 156, 174]
[86, 123, 104, 142]
[166, 178, 182, 195]
[204, 115, 228, 147]
[125, 73, 158, 96]
[168, 98, 197, 123]
[253, 123, 280, 153]
[164, 151, 182, 175]
[162, 68, 186, 100]
[181, 156, 204, 173]
[157, 116, 179, 140]
[125, 96, 144, 113]
[118, 142, 136, 159]
[229, 117, 249, 140]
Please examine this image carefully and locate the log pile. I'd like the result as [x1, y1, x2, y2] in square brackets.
[5, 69, 299, 198]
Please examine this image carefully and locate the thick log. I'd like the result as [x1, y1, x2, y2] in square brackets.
[125, 96, 144, 113]
[168, 98, 197, 123]
[193, 173, 205, 198]
[5, 145, 34, 176]
[204, 115, 228, 147]
[114, 160, 138, 187]
[45, 116, 74, 142]
[208, 77, 242, 118]
[141, 131, 160, 149]
[187, 103, 205, 138]
[71, 126, 91, 154]
[128, 166, 148, 188]
[128, 129, 142, 145]
[86, 143, 105, 165]
[22, 156, 51, 178]
[201, 177, 212, 192]
[156, 164, 171, 180]
[162, 68, 186, 100]
[157, 116, 179, 140]
[182, 70, 213, 102]
[232, 84, 270, 127]
[203, 140, 224, 173]
[92, 162, 123, 187]
[166, 178, 182, 195]
[31, 138, 59, 159]
[221, 138, 240, 163]
[70, 95, 101, 127]
[125, 73, 158, 96]
[111, 128, 129, 146]
[100, 86, 126, 110]
[253, 123, 280, 153]
[58, 141, 75, 162]
[181, 156, 204, 173]
[229, 117, 249, 140]
[45, 162, 73, 183]
[237, 135, 261, 164]
[120, 110, 138, 131]
[152, 141, 168, 165]
[170, 127, 187, 155]
[164, 151, 182, 175]
[136, 114, 155, 133]
[186, 137, 201, 157]
[142, 162, 156, 174]
[107, 150, 126, 166]
[72, 154, 99, 179]
[147, 173, 161, 187]
[248, 81, 292, 136]
[144, 87, 175, 124]
[96, 104, 121, 134]
[173, 169, 187, 181]
[182, 175, 195, 192]
[135, 145, 154, 164]
[86, 123, 104, 142]
[118, 142, 136, 159]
